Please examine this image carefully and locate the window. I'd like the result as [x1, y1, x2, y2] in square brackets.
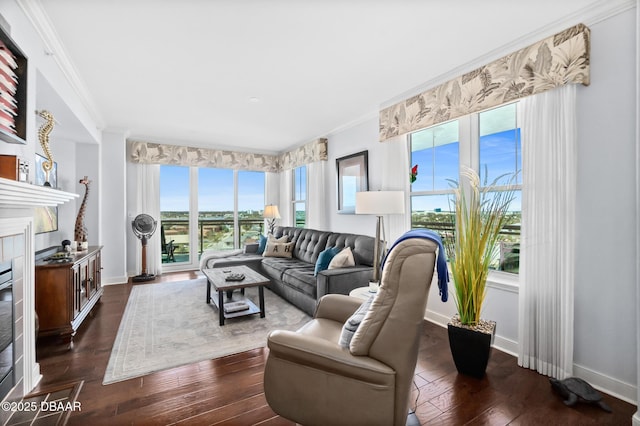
[160, 165, 265, 269]
[238, 171, 265, 246]
[293, 165, 306, 228]
[160, 165, 191, 264]
[198, 168, 234, 252]
[410, 120, 459, 254]
[410, 103, 521, 274]
[478, 104, 521, 273]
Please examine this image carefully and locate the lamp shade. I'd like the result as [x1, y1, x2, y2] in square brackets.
[263, 204, 281, 219]
[355, 191, 405, 215]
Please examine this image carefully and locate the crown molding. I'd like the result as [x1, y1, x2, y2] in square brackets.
[16, 0, 105, 129]
[381, 0, 636, 109]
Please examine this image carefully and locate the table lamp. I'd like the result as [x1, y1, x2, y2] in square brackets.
[263, 204, 281, 235]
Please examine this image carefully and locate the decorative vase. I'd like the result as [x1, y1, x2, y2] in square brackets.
[447, 317, 496, 378]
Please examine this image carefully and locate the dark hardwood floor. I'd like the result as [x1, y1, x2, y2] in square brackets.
[34, 271, 636, 425]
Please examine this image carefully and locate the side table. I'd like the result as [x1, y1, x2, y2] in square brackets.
[349, 286, 376, 301]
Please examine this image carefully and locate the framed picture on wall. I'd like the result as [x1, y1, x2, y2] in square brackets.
[34, 153, 58, 234]
[336, 150, 368, 214]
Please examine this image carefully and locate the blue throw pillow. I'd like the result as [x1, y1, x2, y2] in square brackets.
[314, 246, 340, 277]
[257, 234, 268, 255]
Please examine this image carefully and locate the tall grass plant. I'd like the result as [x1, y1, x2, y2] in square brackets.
[449, 167, 517, 326]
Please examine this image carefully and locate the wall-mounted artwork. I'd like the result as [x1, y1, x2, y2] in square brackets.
[336, 150, 368, 214]
[34, 153, 58, 233]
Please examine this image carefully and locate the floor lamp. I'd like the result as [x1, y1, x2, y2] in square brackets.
[263, 204, 281, 235]
[355, 191, 405, 292]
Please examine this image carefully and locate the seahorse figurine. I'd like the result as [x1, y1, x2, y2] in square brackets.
[74, 176, 91, 246]
[37, 110, 55, 187]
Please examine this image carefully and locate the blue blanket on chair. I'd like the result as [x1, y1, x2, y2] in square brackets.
[381, 229, 449, 302]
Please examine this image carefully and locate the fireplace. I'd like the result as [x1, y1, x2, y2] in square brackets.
[0, 259, 13, 400]
[0, 177, 78, 402]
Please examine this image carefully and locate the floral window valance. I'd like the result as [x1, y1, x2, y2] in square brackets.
[379, 23, 590, 141]
[128, 138, 327, 172]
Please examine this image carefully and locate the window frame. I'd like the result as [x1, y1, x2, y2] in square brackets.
[160, 166, 266, 272]
[409, 102, 521, 287]
[292, 165, 307, 228]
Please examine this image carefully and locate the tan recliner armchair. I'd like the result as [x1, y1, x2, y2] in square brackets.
[264, 234, 438, 426]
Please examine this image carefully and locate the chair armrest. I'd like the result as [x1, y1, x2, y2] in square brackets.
[314, 294, 363, 323]
[316, 266, 374, 297]
[267, 330, 394, 383]
[244, 242, 259, 254]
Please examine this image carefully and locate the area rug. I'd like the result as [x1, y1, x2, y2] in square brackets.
[103, 277, 310, 385]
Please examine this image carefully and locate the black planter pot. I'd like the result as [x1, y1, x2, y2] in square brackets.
[447, 320, 496, 379]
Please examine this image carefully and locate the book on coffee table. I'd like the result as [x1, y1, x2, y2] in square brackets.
[224, 301, 250, 313]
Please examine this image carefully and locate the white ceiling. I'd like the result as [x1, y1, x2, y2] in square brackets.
[34, 0, 598, 153]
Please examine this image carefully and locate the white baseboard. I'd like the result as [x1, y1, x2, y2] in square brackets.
[424, 310, 637, 406]
[102, 275, 128, 285]
[573, 363, 638, 405]
[424, 309, 518, 356]
[633, 411, 640, 425]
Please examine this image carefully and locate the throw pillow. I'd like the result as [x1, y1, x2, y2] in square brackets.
[314, 246, 340, 276]
[328, 246, 355, 269]
[263, 241, 295, 258]
[339, 295, 374, 348]
[257, 234, 268, 255]
[268, 234, 289, 243]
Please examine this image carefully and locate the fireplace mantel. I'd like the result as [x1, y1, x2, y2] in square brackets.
[0, 177, 78, 401]
[0, 177, 79, 207]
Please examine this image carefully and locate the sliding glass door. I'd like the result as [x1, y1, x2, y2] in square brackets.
[160, 165, 265, 271]
[160, 165, 191, 264]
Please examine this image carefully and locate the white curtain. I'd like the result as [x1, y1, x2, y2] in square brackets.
[135, 163, 162, 276]
[518, 84, 577, 379]
[381, 134, 410, 243]
[306, 161, 327, 230]
[279, 168, 293, 227]
[265, 172, 280, 233]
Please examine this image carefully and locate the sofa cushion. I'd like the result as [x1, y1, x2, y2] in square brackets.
[314, 246, 340, 276]
[262, 257, 310, 281]
[291, 229, 331, 263]
[281, 266, 317, 298]
[263, 241, 295, 258]
[329, 246, 355, 269]
[327, 233, 376, 266]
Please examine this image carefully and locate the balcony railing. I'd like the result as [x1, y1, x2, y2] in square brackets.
[160, 218, 265, 263]
[411, 218, 521, 273]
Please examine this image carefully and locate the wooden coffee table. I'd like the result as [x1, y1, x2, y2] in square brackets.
[203, 265, 270, 326]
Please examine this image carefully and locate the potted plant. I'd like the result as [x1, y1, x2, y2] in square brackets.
[447, 167, 516, 378]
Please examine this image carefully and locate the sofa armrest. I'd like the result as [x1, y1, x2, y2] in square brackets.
[316, 266, 374, 298]
[244, 242, 259, 254]
[314, 294, 363, 322]
[267, 330, 394, 382]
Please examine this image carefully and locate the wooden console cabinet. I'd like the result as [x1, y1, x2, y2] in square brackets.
[35, 246, 103, 344]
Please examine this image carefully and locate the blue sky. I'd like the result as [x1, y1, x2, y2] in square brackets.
[410, 128, 522, 212]
[159, 166, 265, 211]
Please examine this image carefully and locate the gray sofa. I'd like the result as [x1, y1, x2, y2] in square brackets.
[200, 226, 376, 316]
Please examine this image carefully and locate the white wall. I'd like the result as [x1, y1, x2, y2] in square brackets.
[326, 117, 381, 237]
[33, 139, 77, 250]
[100, 131, 128, 284]
[574, 8, 638, 400]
